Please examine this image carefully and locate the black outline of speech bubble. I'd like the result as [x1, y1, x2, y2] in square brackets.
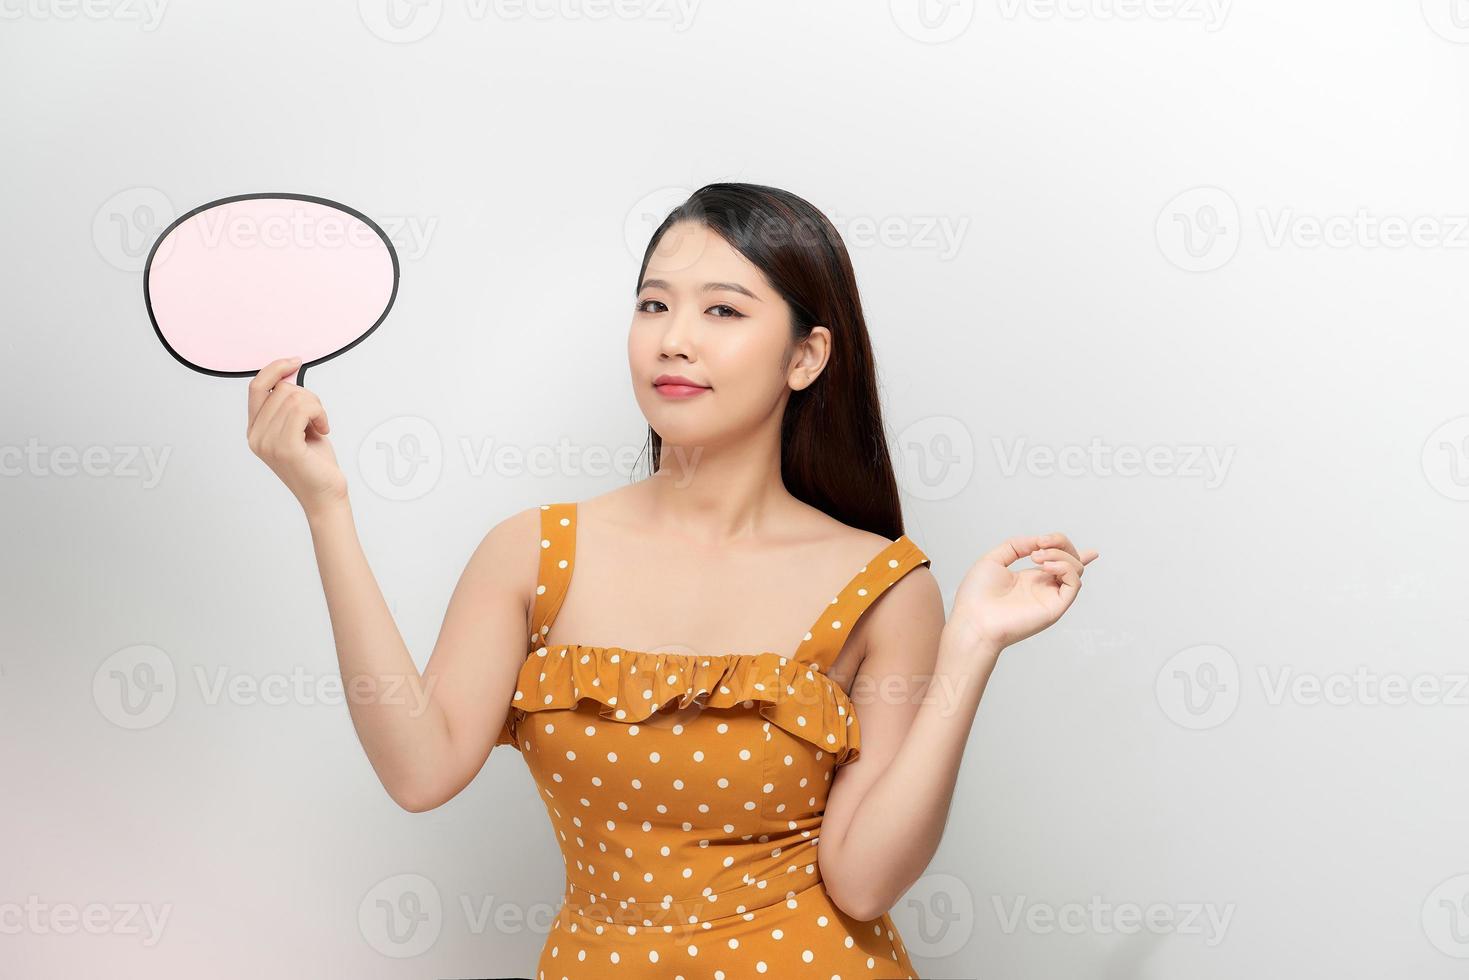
[143, 191, 401, 388]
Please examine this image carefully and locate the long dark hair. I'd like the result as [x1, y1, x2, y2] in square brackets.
[634, 182, 907, 541]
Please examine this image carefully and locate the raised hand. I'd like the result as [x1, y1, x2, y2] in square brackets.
[949, 532, 1099, 656]
[245, 357, 347, 517]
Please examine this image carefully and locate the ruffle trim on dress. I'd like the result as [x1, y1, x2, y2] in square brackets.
[495, 644, 862, 766]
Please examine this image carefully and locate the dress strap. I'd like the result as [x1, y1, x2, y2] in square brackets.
[793, 534, 931, 672]
[528, 502, 577, 651]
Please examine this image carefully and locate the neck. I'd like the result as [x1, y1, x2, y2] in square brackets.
[645, 432, 790, 544]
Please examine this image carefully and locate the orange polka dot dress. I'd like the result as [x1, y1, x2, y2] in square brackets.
[496, 502, 932, 979]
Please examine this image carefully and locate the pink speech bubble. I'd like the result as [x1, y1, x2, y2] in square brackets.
[144, 192, 399, 387]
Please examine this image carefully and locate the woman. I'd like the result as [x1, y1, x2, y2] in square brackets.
[246, 182, 1098, 977]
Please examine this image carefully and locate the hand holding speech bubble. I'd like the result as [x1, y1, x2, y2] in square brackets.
[143, 193, 399, 388]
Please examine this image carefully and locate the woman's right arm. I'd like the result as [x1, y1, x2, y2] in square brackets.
[247, 358, 535, 813]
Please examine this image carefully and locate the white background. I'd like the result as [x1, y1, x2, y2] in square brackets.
[3, 0, 1468, 976]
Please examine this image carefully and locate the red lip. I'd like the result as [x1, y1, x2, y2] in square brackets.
[653, 374, 709, 389]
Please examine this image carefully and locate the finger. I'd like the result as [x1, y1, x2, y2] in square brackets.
[248, 357, 303, 433]
[1039, 558, 1082, 603]
[1030, 547, 1083, 577]
[249, 378, 297, 453]
[267, 383, 321, 449]
[1080, 549, 1099, 565]
[1035, 532, 1081, 562]
[981, 535, 1047, 568]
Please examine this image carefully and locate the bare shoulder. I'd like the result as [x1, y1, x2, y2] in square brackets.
[799, 503, 907, 568]
[837, 521, 944, 670]
[465, 504, 547, 635]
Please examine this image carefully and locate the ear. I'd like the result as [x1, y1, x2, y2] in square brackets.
[789, 325, 831, 390]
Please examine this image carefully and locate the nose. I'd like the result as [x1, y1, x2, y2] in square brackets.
[657, 305, 697, 361]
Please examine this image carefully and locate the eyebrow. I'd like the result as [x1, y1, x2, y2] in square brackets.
[638, 278, 762, 301]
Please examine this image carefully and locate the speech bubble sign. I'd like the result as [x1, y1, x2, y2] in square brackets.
[143, 192, 399, 387]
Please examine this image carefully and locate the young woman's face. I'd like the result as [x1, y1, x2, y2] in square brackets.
[629, 220, 824, 452]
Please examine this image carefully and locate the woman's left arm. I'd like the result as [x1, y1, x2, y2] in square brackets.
[817, 532, 1099, 921]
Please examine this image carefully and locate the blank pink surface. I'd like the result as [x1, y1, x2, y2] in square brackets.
[147, 198, 394, 372]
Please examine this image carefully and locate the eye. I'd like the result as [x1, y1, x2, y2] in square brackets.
[635, 299, 666, 313]
[708, 304, 744, 318]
